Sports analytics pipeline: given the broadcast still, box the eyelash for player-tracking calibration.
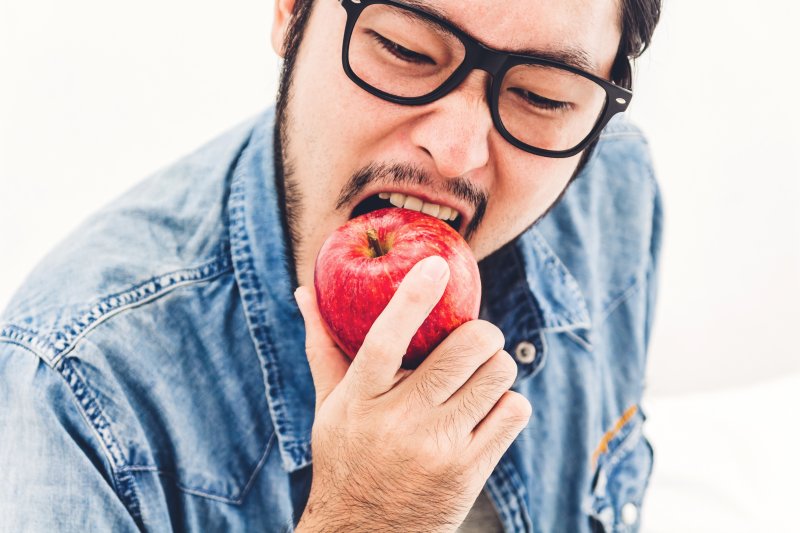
[510,88,571,111]
[370,32,435,65]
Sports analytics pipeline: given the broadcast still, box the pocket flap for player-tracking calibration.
[583,405,654,532]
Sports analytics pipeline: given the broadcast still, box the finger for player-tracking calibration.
[439,349,517,435]
[399,320,505,408]
[467,391,532,479]
[347,255,450,400]
[295,286,351,414]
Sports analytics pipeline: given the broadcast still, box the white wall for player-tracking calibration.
[2,1,799,395]
[630,0,800,396]
[0,0,278,318]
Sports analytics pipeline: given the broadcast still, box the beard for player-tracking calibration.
[272,1,315,291]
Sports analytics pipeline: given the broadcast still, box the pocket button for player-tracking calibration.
[514,341,536,364]
[621,502,639,525]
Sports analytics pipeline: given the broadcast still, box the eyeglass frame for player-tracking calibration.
[338,0,633,158]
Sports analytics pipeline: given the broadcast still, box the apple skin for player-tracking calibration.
[313,207,482,369]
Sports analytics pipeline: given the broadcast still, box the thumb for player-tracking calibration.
[294,286,351,414]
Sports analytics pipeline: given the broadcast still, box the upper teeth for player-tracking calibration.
[377,192,459,221]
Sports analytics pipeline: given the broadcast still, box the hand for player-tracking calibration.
[294,256,532,533]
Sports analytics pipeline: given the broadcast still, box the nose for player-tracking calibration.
[408,71,493,178]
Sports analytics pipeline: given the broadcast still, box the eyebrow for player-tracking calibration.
[510,45,597,73]
[398,0,598,73]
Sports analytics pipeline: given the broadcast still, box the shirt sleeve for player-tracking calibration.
[0,343,141,532]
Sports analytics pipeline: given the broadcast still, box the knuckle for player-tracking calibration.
[490,425,518,457]
[357,335,390,362]
[406,374,439,409]
[476,428,514,470]
[457,386,488,426]
[502,391,533,422]
[477,394,532,465]
[490,350,518,384]
[420,345,473,390]
[430,342,473,371]
[457,320,505,354]
[457,368,512,426]
[432,413,461,450]
[417,427,448,467]
[477,369,514,399]
[453,353,516,411]
[347,353,381,393]
[358,333,381,354]
[428,321,506,374]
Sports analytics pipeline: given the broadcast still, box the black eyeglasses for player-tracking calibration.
[338,0,632,158]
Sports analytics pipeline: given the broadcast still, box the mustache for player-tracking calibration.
[335,162,488,241]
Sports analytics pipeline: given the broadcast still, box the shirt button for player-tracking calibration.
[621,502,639,525]
[514,341,537,364]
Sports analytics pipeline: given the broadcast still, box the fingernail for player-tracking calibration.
[420,256,448,282]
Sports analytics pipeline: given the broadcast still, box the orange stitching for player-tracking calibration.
[591,405,638,467]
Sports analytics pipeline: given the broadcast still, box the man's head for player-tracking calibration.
[271,0,661,288]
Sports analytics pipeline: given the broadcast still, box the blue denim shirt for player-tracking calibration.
[0,107,662,532]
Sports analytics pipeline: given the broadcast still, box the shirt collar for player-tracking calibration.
[515,229,592,333]
[228,108,591,473]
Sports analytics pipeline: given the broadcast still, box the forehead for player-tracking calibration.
[404,0,621,75]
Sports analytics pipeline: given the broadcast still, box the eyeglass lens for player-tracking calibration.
[347,3,609,152]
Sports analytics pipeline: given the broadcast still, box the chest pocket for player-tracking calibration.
[583,405,654,532]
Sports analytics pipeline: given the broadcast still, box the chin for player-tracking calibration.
[470,237,501,263]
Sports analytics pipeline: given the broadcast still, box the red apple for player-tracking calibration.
[314,207,481,369]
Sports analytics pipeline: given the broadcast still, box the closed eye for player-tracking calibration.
[509,88,572,111]
[369,31,436,65]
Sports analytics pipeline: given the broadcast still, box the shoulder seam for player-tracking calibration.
[0,336,47,359]
[0,251,233,367]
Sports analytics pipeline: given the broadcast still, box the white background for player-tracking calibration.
[2,0,799,530]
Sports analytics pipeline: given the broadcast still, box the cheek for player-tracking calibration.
[500,155,576,219]
[472,154,576,257]
[289,26,410,201]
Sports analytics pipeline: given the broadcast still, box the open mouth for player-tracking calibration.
[350,192,463,233]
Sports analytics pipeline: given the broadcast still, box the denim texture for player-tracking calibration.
[0,107,662,532]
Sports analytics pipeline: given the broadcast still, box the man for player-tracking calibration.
[0,0,662,531]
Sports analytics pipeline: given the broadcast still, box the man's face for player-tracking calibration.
[272,0,621,288]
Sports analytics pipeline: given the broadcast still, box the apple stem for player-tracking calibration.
[366,228,385,257]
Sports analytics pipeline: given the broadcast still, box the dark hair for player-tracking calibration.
[613,0,663,89]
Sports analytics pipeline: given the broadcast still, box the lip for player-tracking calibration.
[348,187,473,236]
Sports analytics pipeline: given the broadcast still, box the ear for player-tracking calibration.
[271,0,298,57]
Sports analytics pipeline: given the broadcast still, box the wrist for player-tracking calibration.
[296,500,352,533]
